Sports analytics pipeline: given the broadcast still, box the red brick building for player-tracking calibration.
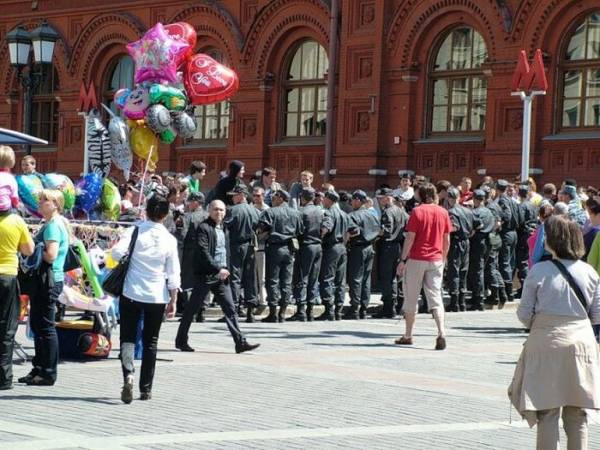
[0,0,598,190]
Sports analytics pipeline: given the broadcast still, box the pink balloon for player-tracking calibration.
[127,23,190,84]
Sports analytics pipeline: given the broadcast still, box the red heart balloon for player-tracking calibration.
[183,53,240,105]
[164,22,197,67]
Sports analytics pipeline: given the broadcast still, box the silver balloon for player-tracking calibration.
[146,104,172,134]
[101,104,133,180]
[86,109,112,178]
[173,111,197,139]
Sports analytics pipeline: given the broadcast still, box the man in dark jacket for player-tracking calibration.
[226,185,260,322]
[495,179,521,302]
[175,200,259,354]
[206,160,245,205]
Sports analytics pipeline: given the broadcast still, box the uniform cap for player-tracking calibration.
[560,185,577,198]
[473,189,486,199]
[447,187,460,199]
[187,191,205,203]
[376,187,393,197]
[496,179,509,190]
[227,184,249,196]
[324,190,340,202]
[301,187,316,201]
[352,190,368,201]
[273,189,290,202]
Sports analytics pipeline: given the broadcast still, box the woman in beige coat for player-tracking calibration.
[509,215,600,450]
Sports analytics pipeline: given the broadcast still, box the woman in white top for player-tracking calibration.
[509,215,600,450]
[112,194,180,404]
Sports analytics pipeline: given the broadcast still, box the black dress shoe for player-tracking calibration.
[286,313,307,322]
[18,372,38,384]
[140,392,152,400]
[175,342,195,352]
[26,376,55,386]
[0,384,13,390]
[235,342,261,354]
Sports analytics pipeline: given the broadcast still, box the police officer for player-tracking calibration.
[226,184,260,322]
[446,187,474,312]
[495,179,521,302]
[257,190,303,323]
[287,188,325,322]
[345,190,380,319]
[316,191,349,321]
[468,189,495,311]
[484,186,508,308]
[373,188,408,318]
[515,184,538,298]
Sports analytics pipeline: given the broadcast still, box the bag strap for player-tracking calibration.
[551,259,589,314]
[126,226,139,257]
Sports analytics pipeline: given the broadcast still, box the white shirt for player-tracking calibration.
[112,221,181,304]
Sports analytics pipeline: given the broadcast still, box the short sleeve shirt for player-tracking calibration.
[406,204,452,262]
[42,218,69,282]
[0,213,32,276]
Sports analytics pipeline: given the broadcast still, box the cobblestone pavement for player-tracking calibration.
[2,306,598,450]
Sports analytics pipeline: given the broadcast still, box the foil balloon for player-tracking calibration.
[101,178,121,221]
[130,125,159,171]
[16,174,43,217]
[127,22,190,84]
[86,110,112,178]
[149,84,187,111]
[164,22,197,67]
[101,104,133,180]
[75,173,103,214]
[159,126,177,144]
[146,104,172,134]
[114,86,150,120]
[172,111,197,139]
[42,173,76,211]
[78,333,111,358]
[183,53,240,105]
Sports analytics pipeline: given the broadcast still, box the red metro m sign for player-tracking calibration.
[511,49,548,93]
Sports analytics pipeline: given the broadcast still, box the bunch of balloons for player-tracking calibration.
[110,22,239,172]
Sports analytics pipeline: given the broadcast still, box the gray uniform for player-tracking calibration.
[376,204,408,315]
[497,194,521,299]
[485,201,506,304]
[320,205,349,309]
[516,201,538,290]
[346,207,380,314]
[468,205,495,305]
[446,204,474,304]
[258,203,303,308]
[226,202,260,308]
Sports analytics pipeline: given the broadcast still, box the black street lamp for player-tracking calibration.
[6,21,59,154]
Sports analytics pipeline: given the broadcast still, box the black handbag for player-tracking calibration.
[63,245,81,272]
[102,227,139,297]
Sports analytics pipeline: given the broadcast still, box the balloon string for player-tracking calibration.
[138,146,154,209]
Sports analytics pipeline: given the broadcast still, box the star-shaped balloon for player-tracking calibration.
[127,23,190,84]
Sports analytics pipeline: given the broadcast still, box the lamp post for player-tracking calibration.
[6,21,59,155]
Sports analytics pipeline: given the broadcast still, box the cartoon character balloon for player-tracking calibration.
[164,22,197,67]
[75,173,103,214]
[86,110,112,178]
[101,104,133,180]
[114,86,150,120]
[127,22,190,84]
[42,173,76,211]
[16,174,43,217]
[183,53,240,105]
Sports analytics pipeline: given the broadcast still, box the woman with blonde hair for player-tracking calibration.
[509,215,600,450]
[18,189,69,386]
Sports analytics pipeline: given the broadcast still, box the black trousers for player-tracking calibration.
[30,281,62,382]
[119,297,165,393]
[293,244,322,305]
[265,243,294,307]
[515,234,530,286]
[498,230,517,284]
[176,279,244,347]
[347,245,374,308]
[230,241,258,308]
[468,234,489,298]
[446,239,470,295]
[320,244,347,307]
[0,275,19,388]
[376,241,400,304]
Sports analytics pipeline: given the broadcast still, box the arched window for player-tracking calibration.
[31,65,59,144]
[190,49,230,142]
[561,12,600,129]
[103,55,134,115]
[429,27,488,134]
[283,40,329,138]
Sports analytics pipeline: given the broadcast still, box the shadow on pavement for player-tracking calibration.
[0,394,119,405]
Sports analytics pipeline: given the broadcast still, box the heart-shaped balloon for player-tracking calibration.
[183,53,240,105]
[164,22,196,67]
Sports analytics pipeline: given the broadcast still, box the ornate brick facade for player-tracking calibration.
[0,0,598,189]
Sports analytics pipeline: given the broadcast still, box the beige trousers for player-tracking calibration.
[536,406,588,450]
[402,259,445,314]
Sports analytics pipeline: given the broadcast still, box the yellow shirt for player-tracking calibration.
[0,213,33,276]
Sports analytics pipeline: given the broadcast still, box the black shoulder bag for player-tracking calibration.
[551,259,589,314]
[102,226,139,297]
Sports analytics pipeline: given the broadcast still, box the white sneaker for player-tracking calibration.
[121,375,134,404]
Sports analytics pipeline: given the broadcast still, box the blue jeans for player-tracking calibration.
[30,282,62,382]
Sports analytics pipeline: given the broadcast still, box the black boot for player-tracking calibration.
[359,305,367,319]
[343,305,359,320]
[334,305,343,321]
[448,294,459,312]
[287,304,307,322]
[306,303,314,322]
[195,309,205,323]
[246,306,255,323]
[315,304,334,321]
[504,282,514,302]
[277,303,288,322]
[372,301,396,319]
[470,295,484,311]
[262,305,278,323]
[498,286,508,309]
[458,293,467,312]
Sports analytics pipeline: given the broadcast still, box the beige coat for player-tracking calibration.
[508,314,600,427]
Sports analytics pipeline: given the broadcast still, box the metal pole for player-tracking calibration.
[324,0,339,183]
[521,94,532,182]
[22,72,33,155]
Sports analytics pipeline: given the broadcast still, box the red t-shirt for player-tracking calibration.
[406,204,452,261]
